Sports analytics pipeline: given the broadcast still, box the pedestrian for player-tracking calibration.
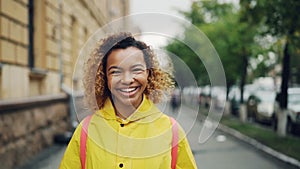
[170,91,180,112]
[59,32,197,169]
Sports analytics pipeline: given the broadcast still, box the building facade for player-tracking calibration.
[0,0,129,168]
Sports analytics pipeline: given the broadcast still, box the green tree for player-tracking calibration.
[243,0,300,136]
[244,0,300,109]
[166,1,259,103]
[165,38,208,86]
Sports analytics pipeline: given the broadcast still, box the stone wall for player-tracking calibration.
[0,94,69,169]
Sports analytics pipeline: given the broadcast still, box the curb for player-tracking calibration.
[218,123,300,168]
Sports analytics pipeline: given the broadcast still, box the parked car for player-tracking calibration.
[211,86,227,110]
[246,90,276,123]
[198,85,211,108]
[170,88,181,112]
[273,87,300,134]
[228,84,256,116]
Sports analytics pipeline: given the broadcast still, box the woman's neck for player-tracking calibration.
[115,103,136,119]
[111,96,143,120]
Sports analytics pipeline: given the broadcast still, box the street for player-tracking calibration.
[17,103,299,169]
[173,104,299,169]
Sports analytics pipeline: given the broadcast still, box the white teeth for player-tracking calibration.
[119,87,137,93]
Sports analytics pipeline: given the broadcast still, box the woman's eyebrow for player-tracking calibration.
[108,64,146,71]
[107,66,122,71]
[131,64,146,68]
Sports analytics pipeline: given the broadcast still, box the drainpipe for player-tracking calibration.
[54,0,78,144]
[57,0,78,126]
[58,0,63,87]
[28,0,34,68]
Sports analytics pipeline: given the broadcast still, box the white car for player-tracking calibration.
[247,90,276,123]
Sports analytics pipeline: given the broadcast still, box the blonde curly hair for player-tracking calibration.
[83,32,174,111]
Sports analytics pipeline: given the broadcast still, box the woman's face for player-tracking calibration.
[106,47,149,108]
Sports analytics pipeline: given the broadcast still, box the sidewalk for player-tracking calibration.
[16,144,66,169]
[194,104,300,169]
[217,122,300,168]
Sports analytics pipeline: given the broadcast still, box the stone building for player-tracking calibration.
[0,0,129,168]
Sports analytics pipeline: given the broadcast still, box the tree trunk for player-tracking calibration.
[239,104,247,123]
[224,101,231,116]
[277,40,290,137]
[279,41,290,108]
[240,55,248,104]
[277,108,287,137]
[239,54,248,122]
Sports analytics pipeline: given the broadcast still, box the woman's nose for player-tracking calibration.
[121,71,134,84]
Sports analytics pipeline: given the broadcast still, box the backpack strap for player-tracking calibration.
[79,115,178,169]
[170,117,178,169]
[80,115,92,169]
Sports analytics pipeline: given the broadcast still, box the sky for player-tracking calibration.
[129,0,192,16]
[129,0,193,48]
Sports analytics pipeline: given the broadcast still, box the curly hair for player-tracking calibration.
[83,32,175,111]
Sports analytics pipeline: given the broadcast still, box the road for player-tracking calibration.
[171,104,299,169]
[17,103,299,169]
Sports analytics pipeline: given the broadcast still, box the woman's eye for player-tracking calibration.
[132,68,144,73]
[110,70,122,75]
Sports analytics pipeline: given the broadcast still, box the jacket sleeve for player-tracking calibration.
[176,125,198,169]
[59,123,82,169]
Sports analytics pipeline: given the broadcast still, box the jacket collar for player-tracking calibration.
[95,95,161,122]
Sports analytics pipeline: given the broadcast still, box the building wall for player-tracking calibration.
[0,0,29,99]
[0,0,129,168]
[0,0,130,99]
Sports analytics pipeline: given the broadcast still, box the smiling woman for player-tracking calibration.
[85,33,174,111]
[106,47,149,118]
[59,32,198,169]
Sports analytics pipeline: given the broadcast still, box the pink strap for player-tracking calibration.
[80,115,92,169]
[170,117,178,169]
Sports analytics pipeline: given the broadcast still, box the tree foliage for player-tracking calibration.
[165,1,259,94]
[245,0,300,108]
[165,0,300,106]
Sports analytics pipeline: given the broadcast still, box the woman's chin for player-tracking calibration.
[112,95,142,108]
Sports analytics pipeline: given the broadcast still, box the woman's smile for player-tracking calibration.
[117,86,140,97]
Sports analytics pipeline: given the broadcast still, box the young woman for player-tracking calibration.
[59,32,197,169]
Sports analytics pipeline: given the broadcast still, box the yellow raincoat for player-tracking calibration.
[59,97,197,169]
